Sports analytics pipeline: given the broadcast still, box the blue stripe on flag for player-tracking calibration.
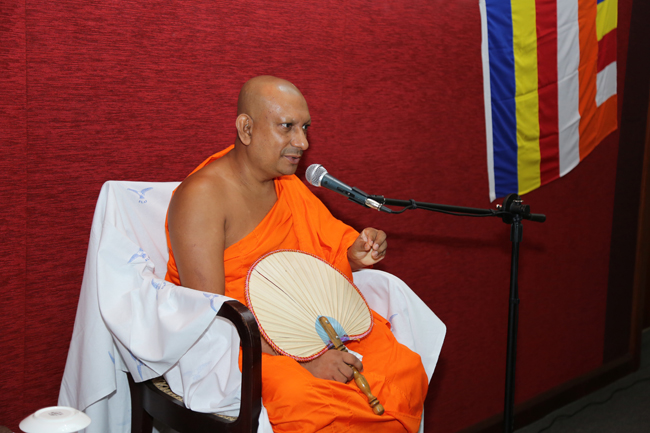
[486,0,518,197]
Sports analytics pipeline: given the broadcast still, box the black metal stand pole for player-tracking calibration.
[363,192,542,432]
[504,214,522,433]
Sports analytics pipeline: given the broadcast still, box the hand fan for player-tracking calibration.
[245,249,384,415]
[245,249,373,360]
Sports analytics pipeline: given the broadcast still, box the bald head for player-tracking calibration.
[233,75,311,177]
[237,75,305,118]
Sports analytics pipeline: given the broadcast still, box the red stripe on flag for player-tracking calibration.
[536,0,559,185]
[597,29,617,72]
[578,0,598,159]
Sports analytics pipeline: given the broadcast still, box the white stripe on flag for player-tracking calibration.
[479,0,496,202]
[557,0,581,177]
[596,61,617,106]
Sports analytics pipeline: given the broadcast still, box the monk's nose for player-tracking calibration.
[293,129,309,151]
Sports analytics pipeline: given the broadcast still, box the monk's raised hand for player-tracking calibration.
[302,349,364,383]
[348,227,387,271]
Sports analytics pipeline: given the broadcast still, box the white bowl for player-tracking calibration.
[19,406,91,433]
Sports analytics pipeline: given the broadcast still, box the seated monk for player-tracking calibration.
[165,75,428,432]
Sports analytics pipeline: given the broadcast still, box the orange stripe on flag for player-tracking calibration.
[578,0,598,160]
[577,0,617,160]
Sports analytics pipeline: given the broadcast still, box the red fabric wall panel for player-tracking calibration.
[0,0,635,431]
[0,0,27,423]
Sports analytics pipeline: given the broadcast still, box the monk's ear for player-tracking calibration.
[236,114,253,145]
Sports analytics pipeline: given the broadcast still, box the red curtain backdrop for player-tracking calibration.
[0,0,635,431]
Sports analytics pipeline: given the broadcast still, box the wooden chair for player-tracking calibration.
[128,300,262,433]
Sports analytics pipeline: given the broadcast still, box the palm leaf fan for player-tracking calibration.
[245,249,373,362]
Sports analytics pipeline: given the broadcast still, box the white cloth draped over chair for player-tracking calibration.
[59,180,446,433]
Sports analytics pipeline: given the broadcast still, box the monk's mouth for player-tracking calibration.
[284,155,301,164]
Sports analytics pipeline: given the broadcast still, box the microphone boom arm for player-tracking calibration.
[369,194,546,222]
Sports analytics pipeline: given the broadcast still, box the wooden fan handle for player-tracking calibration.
[318,317,385,416]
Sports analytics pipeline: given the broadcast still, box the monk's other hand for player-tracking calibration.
[348,227,387,271]
[302,349,363,383]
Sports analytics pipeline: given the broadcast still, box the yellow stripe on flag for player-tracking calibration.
[596,0,617,41]
[512,0,540,194]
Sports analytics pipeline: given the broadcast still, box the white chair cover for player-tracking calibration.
[58,180,446,433]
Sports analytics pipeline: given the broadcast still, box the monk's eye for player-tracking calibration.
[281,123,292,129]
[302,124,310,132]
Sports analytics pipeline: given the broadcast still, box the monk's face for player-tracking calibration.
[249,85,311,177]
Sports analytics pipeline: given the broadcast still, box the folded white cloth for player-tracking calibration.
[59,180,445,433]
[353,269,445,383]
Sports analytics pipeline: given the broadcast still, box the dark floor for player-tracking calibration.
[515,328,650,433]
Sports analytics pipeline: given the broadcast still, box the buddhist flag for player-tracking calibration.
[480,0,618,201]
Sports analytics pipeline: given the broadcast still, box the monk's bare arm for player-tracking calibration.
[168,177,227,295]
[168,175,276,355]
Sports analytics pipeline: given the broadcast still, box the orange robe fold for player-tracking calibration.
[166,147,428,433]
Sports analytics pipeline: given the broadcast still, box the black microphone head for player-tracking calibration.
[306,164,328,187]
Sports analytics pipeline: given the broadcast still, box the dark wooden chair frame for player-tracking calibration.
[128,300,262,433]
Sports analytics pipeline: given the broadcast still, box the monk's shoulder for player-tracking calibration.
[169,163,231,222]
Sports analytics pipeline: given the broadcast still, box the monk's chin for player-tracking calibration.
[277,162,300,176]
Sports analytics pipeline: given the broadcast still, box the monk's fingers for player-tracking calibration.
[371,252,386,262]
[352,231,371,253]
[356,229,370,251]
[372,240,387,259]
[342,353,363,372]
[362,228,387,252]
[337,364,355,383]
[329,361,352,383]
[372,229,387,249]
[361,228,378,250]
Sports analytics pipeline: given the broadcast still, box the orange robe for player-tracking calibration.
[166,147,428,433]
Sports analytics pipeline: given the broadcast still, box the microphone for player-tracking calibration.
[305,164,388,212]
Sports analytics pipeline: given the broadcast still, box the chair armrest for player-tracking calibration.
[217,300,262,432]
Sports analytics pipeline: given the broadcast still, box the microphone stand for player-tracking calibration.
[368,193,546,433]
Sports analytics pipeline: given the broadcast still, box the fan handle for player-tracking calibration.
[318,317,385,416]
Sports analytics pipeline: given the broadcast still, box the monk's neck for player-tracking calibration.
[222,149,276,196]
